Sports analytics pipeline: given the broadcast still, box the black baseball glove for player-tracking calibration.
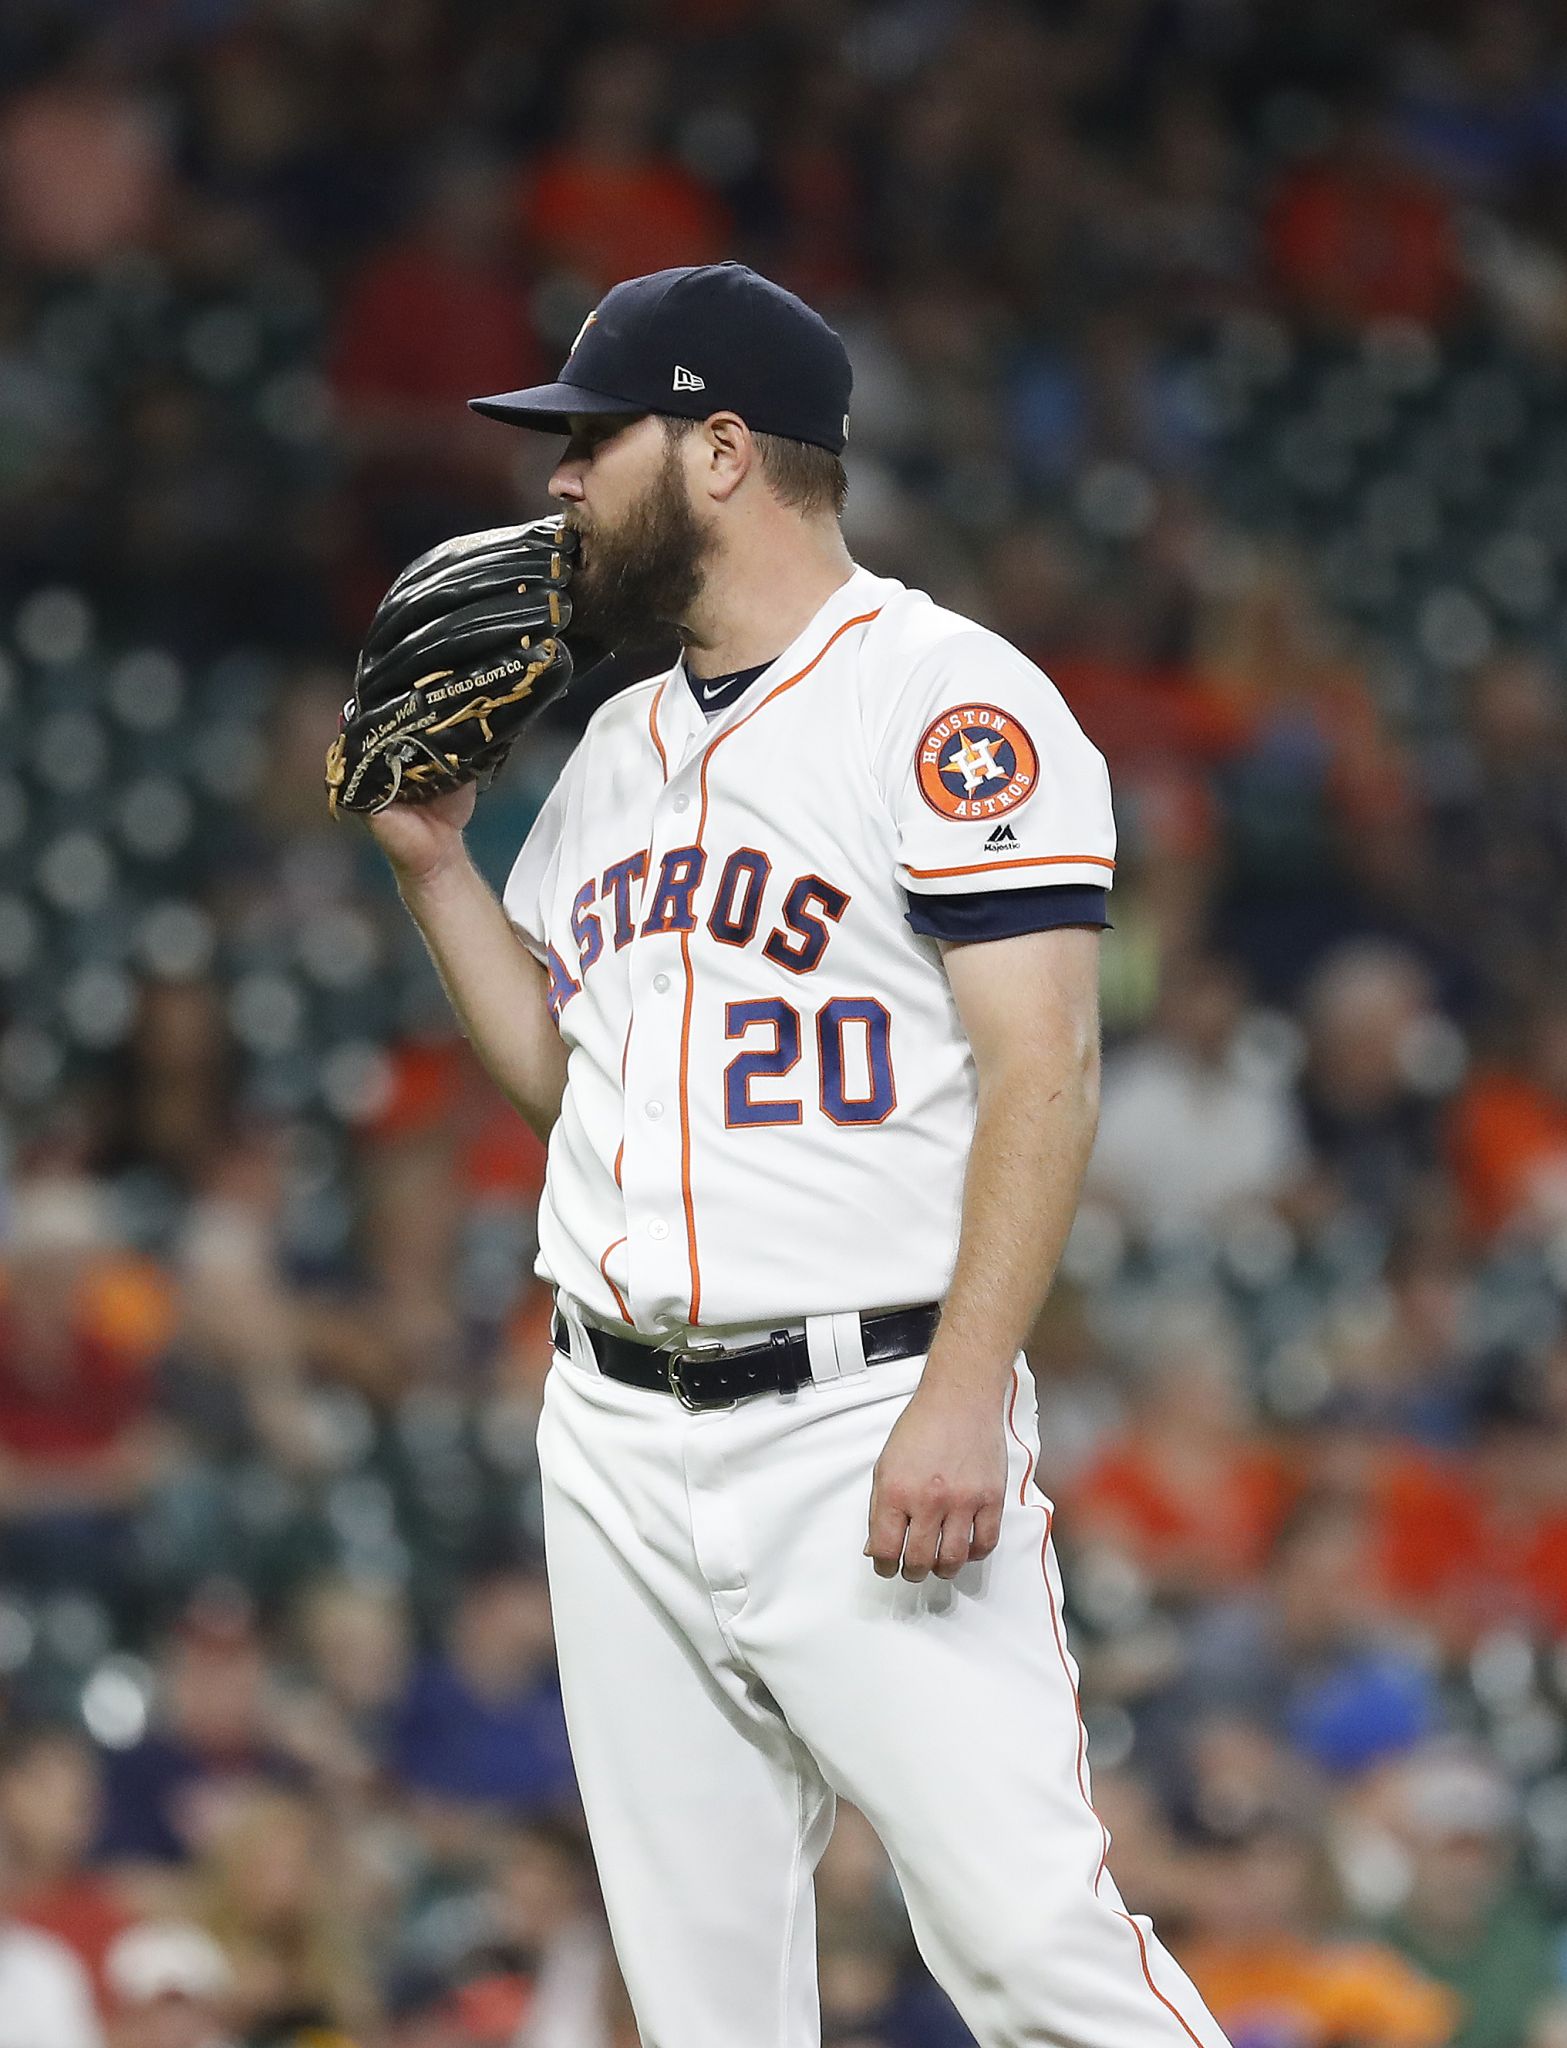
[325,516,578,816]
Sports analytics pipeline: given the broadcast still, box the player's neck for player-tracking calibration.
[681,522,855,680]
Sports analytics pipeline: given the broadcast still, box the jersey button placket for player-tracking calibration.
[619,760,701,1334]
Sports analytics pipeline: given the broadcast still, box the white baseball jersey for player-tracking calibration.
[503,562,1115,1338]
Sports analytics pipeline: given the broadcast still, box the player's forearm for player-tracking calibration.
[924,1031,1100,1401]
[397,856,568,1142]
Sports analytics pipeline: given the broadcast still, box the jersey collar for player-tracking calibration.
[650,564,881,768]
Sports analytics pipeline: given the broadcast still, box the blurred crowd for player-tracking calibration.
[9,0,1567,2044]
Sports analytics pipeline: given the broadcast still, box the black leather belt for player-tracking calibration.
[551,1303,941,1411]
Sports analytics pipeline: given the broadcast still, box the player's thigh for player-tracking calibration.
[539,1367,835,2029]
[737,1365,1109,1930]
[542,1472,834,2048]
[735,1369,1229,2047]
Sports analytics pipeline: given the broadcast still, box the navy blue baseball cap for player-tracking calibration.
[469,262,852,455]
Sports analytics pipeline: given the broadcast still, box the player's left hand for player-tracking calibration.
[865,1384,1007,1583]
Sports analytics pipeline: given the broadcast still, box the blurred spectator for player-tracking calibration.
[273,1577,411,1799]
[488,1818,612,2048]
[1118,86,1255,319]
[389,1553,575,1829]
[97,1593,300,1868]
[95,984,242,1208]
[756,69,868,303]
[1450,994,1567,1241]
[178,28,404,263]
[1147,1497,1440,1789]
[0,1726,130,2010]
[1070,1303,1292,1601]
[812,1806,973,2048]
[817,1908,904,2047]
[1200,556,1417,994]
[162,1124,323,1474]
[0,32,169,269]
[1369,1745,1560,2048]
[190,1788,372,2043]
[355,1033,545,1378]
[1393,2,1567,203]
[332,149,544,590]
[1427,653,1567,1017]
[517,44,730,289]
[1266,105,1466,330]
[1180,1816,1459,2048]
[0,1176,170,1599]
[1089,955,1307,1242]
[1297,944,1450,1221]
[102,1920,237,2048]
[1314,1205,1479,1447]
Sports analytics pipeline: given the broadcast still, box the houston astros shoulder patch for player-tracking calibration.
[916,704,1039,821]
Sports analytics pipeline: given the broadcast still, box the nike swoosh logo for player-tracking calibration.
[697,679,728,702]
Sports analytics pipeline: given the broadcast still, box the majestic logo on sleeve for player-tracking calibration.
[916,705,1039,820]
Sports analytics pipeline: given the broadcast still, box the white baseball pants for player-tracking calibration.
[536,1327,1231,2048]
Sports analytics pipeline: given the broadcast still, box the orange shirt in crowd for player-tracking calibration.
[364,1038,545,1202]
[1185,1937,1460,2048]
[518,150,730,289]
[332,243,543,423]
[1448,1068,1567,1239]
[1370,1444,1567,1639]
[1071,1440,1294,1592]
[1267,160,1464,329]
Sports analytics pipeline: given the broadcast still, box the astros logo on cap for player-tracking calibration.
[916,704,1039,820]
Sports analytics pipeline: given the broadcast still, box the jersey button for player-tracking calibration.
[645,1100,664,1120]
[672,794,690,813]
[648,1218,670,1241]
[652,972,671,994]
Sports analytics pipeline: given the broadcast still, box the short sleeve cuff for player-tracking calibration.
[905,884,1110,942]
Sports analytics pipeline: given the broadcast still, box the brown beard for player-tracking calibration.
[565,438,715,652]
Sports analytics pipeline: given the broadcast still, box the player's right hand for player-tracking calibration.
[865,1381,1007,1584]
[365,780,478,890]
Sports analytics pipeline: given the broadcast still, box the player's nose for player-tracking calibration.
[548,458,585,503]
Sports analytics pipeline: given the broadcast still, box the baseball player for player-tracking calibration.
[348,263,1232,2048]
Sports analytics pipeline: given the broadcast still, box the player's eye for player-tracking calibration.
[567,416,644,461]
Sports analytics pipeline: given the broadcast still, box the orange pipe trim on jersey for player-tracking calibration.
[673,607,884,1327]
[647,681,669,781]
[676,923,700,1321]
[613,1020,632,1190]
[905,853,1117,880]
[1003,1368,1213,2048]
[599,1237,632,1323]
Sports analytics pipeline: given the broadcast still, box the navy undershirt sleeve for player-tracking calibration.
[903,884,1110,942]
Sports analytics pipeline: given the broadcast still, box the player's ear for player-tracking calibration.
[696,413,752,503]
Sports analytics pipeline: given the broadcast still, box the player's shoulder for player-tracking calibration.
[853,573,1087,749]
[858,574,1055,694]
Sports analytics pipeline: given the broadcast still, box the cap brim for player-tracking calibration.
[467,381,648,430]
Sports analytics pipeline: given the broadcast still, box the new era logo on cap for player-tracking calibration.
[673,365,706,392]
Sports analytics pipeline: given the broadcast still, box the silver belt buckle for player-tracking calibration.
[664,1338,733,1413]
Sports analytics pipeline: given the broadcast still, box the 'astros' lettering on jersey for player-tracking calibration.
[504,565,1115,1338]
